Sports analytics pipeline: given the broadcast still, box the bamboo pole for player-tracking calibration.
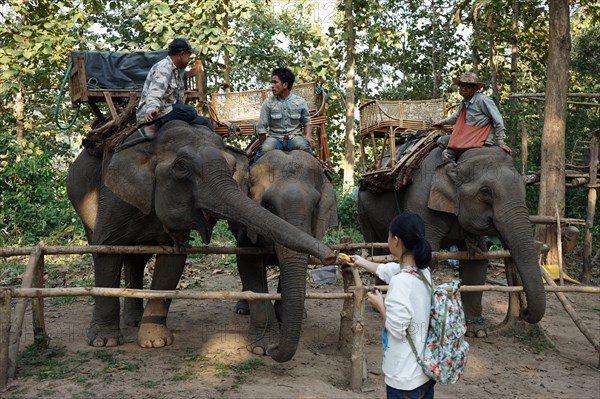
[350,285,367,392]
[539,266,600,368]
[582,130,598,284]
[348,285,600,294]
[509,93,600,98]
[0,288,11,389]
[556,206,564,286]
[8,247,41,379]
[11,287,353,300]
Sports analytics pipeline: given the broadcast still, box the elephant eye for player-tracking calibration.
[480,186,493,198]
[172,159,190,177]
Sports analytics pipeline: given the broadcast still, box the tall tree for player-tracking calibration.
[535,0,571,264]
[343,0,356,191]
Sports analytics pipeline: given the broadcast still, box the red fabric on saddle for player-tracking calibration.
[447,106,491,151]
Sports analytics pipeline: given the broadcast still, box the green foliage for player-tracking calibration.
[0,135,83,246]
[336,188,359,228]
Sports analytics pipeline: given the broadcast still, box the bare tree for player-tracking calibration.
[343,0,356,191]
[535,0,571,264]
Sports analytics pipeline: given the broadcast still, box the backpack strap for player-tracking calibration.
[403,267,433,372]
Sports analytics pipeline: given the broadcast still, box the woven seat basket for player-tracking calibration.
[208,82,330,167]
[358,98,448,175]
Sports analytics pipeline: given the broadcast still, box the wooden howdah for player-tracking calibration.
[69,54,206,121]
[358,98,450,176]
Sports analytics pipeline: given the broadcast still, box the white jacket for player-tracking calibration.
[376,262,432,390]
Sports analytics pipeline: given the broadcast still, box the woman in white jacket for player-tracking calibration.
[348,213,435,399]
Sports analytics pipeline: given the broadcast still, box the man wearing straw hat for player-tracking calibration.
[432,71,511,162]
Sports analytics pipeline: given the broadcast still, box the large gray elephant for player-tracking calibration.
[357,145,546,336]
[66,121,336,348]
[234,150,338,362]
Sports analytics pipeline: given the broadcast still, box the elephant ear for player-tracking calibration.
[428,161,460,215]
[314,177,338,240]
[104,142,155,215]
[224,145,250,195]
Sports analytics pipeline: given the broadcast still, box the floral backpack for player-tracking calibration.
[403,267,469,384]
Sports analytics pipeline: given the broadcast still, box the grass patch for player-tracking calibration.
[170,369,194,381]
[17,345,73,379]
[211,358,265,390]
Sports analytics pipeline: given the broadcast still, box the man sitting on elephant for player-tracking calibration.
[432,71,512,162]
[250,67,315,161]
[135,38,214,138]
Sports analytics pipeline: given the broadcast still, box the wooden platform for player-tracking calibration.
[69,55,206,121]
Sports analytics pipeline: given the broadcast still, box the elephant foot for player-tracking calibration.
[124,298,144,327]
[137,317,174,348]
[235,299,250,315]
[247,324,279,356]
[87,322,124,347]
[465,317,489,338]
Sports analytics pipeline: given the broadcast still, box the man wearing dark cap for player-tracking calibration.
[432,71,511,162]
[136,38,213,137]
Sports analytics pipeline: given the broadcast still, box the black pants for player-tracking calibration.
[155,103,214,130]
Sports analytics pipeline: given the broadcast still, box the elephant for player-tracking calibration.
[66,120,336,348]
[357,145,546,337]
[233,149,338,362]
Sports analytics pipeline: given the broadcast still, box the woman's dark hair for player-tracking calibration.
[272,67,295,90]
[389,213,432,269]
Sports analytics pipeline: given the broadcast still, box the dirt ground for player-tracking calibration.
[3,260,600,399]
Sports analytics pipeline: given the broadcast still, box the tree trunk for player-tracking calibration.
[488,22,500,104]
[223,14,231,92]
[535,0,571,265]
[431,0,439,98]
[15,82,25,144]
[509,0,519,149]
[470,6,480,73]
[343,0,356,192]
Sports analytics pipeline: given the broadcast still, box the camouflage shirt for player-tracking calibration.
[256,93,311,138]
[136,56,185,124]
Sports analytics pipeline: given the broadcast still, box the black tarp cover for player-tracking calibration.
[71,51,168,90]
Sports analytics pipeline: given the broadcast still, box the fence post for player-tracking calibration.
[350,285,367,392]
[338,236,355,355]
[8,246,42,379]
[32,254,48,349]
[0,288,12,388]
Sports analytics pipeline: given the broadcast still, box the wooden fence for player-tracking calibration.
[1,243,599,391]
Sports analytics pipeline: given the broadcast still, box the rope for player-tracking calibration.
[55,62,81,130]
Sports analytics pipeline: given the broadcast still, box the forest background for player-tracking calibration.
[0,0,598,273]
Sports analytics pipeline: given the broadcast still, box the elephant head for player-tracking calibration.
[239,149,338,362]
[103,120,336,263]
[427,146,546,324]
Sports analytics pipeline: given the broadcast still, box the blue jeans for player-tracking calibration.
[155,103,214,130]
[386,380,436,399]
[254,135,313,161]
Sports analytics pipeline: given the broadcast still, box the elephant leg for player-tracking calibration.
[237,253,279,356]
[234,299,250,315]
[459,240,489,338]
[123,254,151,327]
[89,254,124,347]
[137,254,186,348]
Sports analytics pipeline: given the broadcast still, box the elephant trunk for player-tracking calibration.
[198,164,335,264]
[494,203,546,323]
[270,245,308,363]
